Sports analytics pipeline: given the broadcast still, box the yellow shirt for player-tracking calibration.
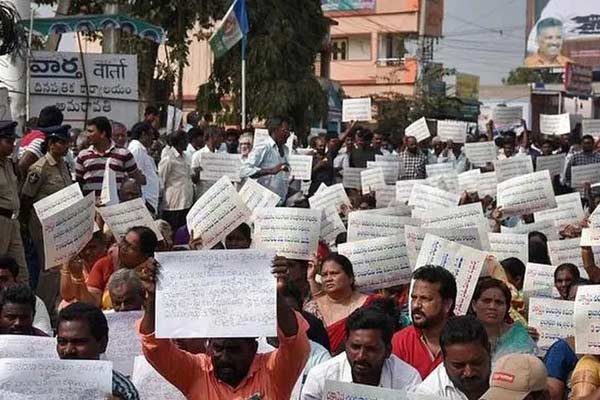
[524,53,573,68]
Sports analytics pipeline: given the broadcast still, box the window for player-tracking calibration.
[377,33,407,65]
[332,38,348,61]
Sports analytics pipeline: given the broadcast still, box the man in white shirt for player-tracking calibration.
[240,117,291,204]
[301,302,421,399]
[128,122,160,214]
[416,316,491,400]
[191,126,226,199]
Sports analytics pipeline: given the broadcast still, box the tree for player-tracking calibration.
[502,67,562,85]
[197,0,329,135]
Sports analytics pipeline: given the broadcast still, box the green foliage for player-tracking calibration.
[502,67,562,85]
[198,0,329,132]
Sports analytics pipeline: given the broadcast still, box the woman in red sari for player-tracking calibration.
[303,253,377,354]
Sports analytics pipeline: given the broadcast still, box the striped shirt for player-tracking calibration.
[75,143,138,197]
[113,369,140,400]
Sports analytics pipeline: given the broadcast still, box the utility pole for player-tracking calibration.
[44,0,72,51]
[102,0,121,53]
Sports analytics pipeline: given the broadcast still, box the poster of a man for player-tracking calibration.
[524,17,573,68]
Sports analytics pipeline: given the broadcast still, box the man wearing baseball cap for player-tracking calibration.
[481,353,550,400]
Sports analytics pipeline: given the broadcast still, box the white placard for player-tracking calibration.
[361,167,386,194]
[523,262,556,298]
[405,225,483,268]
[416,234,487,315]
[200,152,242,182]
[167,105,183,131]
[342,98,372,122]
[97,198,163,242]
[186,176,251,248]
[309,183,351,212]
[342,167,364,190]
[494,155,534,183]
[547,238,597,280]
[575,285,600,354]
[367,161,400,185]
[0,358,112,399]
[493,106,523,129]
[497,170,556,217]
[338,235,411,291]
[376,185,396,208]
[323,380,410,400]
[99,159,119,206]
[581,229,600,247]
[131,356,186,400]
[502,220,559,241]
[376,154,401,162]
[425,163,454,177]
[437,120,468,143]
[408,183,459,210]
[396,180,422,203]
[464,142,497,165]
[583,119,600,138]
[104,310,143,376]
[419,203,486,230]
[347,212,410,242]
[536,154,566,177]
[540,113,571,135]
[572,163,600,189]
[41,192,95,270]
[155,250,277,338]
[478,171,498,197]
[30,51,138,129]
[320,206,346,244]
[0,335,57,359]
[534,192,584,226]
[529,298,574,353]
[288,154,313,181]
[253,207,321,260]
[238,178,281,213]
[33,183,83,221]
[458,169,481,193]
[488,232,528,264]
[405,117,431,143]
[253,128,270,149]
[367,201,413,217]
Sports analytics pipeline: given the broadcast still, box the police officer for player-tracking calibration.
[0,120,28,284]
[21,124,72,317]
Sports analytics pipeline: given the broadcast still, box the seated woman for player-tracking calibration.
[303,253,377,355]
[469,277,537,365]
[554,263,580,301]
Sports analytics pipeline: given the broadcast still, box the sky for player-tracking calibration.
[434,0,528,85]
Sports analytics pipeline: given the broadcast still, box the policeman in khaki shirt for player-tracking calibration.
[0,121,28,284]
[21,125,73,316]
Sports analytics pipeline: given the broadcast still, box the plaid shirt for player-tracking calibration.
[565,151,600,186]
[399,150,428,180]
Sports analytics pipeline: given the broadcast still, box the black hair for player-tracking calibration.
[440,315,490,356]
[38,105,64,128]
[0,255,18,278]
[187,127,204,142]
[582,134,595,143]
[267,116,291,135]
[554,263,580,282]
[228,223,251,241]
[528,231,551,265]
[0,284,36,317]
[87,116,112,139]
[126,226,158,258]
[130,121,153,141]
[470,277,511,320]
[205,126,222,140]
[186,111,199,126]
[346,298,398,346]
[58,302,108,343]
[413,265,457,314]
[321,253,355,288]
[500,257,526,281]
[355,127,373,142]
[144,106,159,117]
[537,17,563,35]
[169,130,188,148]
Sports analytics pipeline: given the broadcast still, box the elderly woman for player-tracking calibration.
[303,253,377,354]
[469,277,536,365]
[554,263,580,301]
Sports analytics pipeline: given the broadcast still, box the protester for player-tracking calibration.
[107,269,145,312]
[225,128,240,154]
[480,354,550,399]
[75,116,146,198]
[544,338,577,400]
[143,106,160,130]
[392,265,457,379]
[191,126,225,197]
[0,283,47,336]
[416,316,491,400]
[500,257,526,292]
[348,127,377,168]
[119,178,143,203]
[128,121,160,213]
[399,136,428,179]
[564,135,600,188]
[137,256,310,399]
[158,130,194,232]
[241,117,291,204]
[238,132,253,160]
[56,302,140,399]
[554,263,580,301]
[301,300,421,399]
[111,121,128,148]
[304,253,378,354]
[184,127,205,160]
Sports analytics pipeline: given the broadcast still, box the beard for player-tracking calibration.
[448,372,488,397]
[411,310,432,329]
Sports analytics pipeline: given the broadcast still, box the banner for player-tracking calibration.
[321,0,376,11]
[525,2,600,68]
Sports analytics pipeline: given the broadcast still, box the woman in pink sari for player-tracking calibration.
[303,253,378,354]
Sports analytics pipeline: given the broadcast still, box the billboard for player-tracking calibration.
[526,1,600,68]
[321,0,376,12]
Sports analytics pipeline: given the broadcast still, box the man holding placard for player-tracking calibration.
[399,136,428,180]
[137,254,309,400]
[564,134,600,188]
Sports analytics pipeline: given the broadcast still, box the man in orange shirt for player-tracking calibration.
[137,256,310,400]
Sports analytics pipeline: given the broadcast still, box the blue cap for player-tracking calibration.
[41,124,71,141]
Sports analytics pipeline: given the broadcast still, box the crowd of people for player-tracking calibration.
[0,104,599,400]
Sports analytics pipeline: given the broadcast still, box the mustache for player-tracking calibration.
[351,361,373,370]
